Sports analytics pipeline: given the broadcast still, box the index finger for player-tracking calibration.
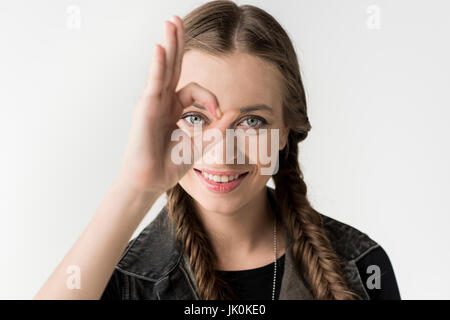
[169,15,185,90]
[176,82,223,119]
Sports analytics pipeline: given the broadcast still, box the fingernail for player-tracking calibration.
[216,107,222,119]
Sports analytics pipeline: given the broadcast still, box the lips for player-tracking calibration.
[193,168,249,193]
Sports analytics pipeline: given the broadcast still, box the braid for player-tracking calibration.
[166,184,237,300]
[273,136,362,299]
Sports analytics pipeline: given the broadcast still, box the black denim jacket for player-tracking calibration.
[102,186,381,300]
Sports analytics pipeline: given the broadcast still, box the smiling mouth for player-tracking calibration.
[193,168,249,183]
[193,168,249,193]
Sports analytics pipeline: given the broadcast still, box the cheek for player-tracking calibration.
[250,171,272,187]
[178,169,196,193]
[236,130,279,169]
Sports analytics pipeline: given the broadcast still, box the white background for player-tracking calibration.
[1,0,449,299]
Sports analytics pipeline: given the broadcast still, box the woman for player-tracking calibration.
[35,0,400,300]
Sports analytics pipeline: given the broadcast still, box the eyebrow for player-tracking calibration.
[192,103,274,114]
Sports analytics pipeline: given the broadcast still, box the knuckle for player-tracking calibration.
[141,86,161,100]
[188,81,199,88]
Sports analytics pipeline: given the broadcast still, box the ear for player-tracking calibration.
[279,126,290,151]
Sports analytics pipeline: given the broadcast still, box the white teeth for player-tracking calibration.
[200,171,242,183]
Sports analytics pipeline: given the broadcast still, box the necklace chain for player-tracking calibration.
[272,215,277,300]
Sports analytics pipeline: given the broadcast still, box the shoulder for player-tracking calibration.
[116,206,182,280]
[317,213,403,299]
[318,213,402,299]
[319,213,380,262]
[101,207,182,299]
[352,244,401,299]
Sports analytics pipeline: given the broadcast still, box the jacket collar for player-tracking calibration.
[116,203,182,281]
[116,186,314,299]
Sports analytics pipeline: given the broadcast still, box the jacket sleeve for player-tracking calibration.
[355,245,401,300]
[100,269,123,300]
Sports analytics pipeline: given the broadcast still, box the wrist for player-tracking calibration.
[115,171,164,197]
[112,176,162,212]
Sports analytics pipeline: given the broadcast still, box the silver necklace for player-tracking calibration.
[272,216,277,300]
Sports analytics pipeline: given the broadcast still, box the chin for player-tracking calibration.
[196,197,243,214]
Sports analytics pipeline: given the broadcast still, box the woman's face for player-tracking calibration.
[175,50,289,213]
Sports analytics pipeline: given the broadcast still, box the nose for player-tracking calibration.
[199,109,243,165]
[201,126,263,167]
[203,130,242,165]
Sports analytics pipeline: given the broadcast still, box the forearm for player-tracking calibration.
[34,178,160,300]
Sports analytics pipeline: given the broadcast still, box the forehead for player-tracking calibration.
[177,50,283,111]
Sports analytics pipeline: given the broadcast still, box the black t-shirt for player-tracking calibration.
[217,245,401,300]
[216,253,285,300]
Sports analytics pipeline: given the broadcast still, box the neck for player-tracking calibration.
[193,186,285,270]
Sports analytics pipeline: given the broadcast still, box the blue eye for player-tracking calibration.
[242,117,262,128]
[239,116,268,129]
[182,114,204,125]
[181,112,268,129]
